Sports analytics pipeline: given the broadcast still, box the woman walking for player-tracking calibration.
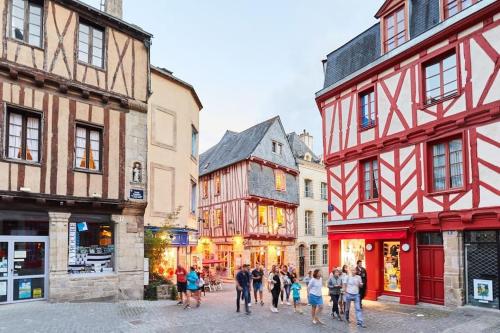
[281,265,292,305]
[339,264,349,314]
[185,266,201,309]
[328,268,343,320]
[268,265,281,313]
[307,269,324,325]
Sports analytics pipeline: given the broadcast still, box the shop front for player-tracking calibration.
[328,216,417,305]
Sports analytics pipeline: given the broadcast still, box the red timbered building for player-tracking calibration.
[316,0,500,309]
[198,117,299,276]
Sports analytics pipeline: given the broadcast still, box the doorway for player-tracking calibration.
[383,241,401,293]
[0,236,49,304]
[298,245,305,277]
[417,232,444,305]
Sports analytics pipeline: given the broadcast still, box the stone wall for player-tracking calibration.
[48,211,144,302]
[443,231,465,307]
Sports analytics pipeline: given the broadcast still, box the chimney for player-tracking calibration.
[322,59,327,75]
[299,129,314,151]
[103,0,123,19]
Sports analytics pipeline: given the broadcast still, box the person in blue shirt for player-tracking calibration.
[185,266,200,309]
[236,264,251,315]
[290,277,303,314]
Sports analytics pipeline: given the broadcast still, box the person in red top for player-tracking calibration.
[175,264,187,305]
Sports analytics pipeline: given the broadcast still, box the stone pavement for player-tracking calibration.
[0,284,499,333]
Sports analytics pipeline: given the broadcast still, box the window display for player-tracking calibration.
[341,239,365,268]
[383,241,401,293]
[68,222,114,274]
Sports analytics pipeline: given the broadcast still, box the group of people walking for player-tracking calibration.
[234,260,368,328]
[175,265,205,309]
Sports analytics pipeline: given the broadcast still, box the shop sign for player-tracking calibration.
[171,233,189,246]
[473,279,493,303]
[33,288,42,299]
[129,189,144,200]
[189,234,199,245]
[18,279,31,299]
[68,223,77,265]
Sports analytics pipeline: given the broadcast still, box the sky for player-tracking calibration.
[83,0,382,154]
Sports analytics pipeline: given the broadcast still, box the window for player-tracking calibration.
[190,181,197,214]
[272,141,283,155]
[258,206,267,225]
[215,209,222,226]
[430,137,464,192]
[304,179,313,198]
[384,6,406,52]
[68,221,114,274]
[214,175,221,195]
[78,21,104,68]
[276,207,285,227]
[305,211,313,235]
[320,182,328,200]
[6,107,41,162]
[191,126,198,158]
[362,158,379,201]
[359,89,376,129]
[75,125,102,171]
[444,0,476,18]
[202,210,209,228]
[322,213,328,236]
[10,0,43,47]
[309,245,317,266]
[322,244,328,266]
[202,180,208,198]
[275,170,286,191]
[424,52,458,105]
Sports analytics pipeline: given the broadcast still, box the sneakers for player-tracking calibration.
[286,301,291,306]
[248,303,252,307]
[275,308,279,313]
[260,301,264,306]
[176,301,183,305]
[281,301,284,305]
[357,323,367,328]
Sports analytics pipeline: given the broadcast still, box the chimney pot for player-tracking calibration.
[104,0,123,19]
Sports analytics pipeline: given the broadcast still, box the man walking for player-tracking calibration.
[175,264,187,305]
[236,264,251,315]
[343,266,366,328]
[251,265,265,305]
[356,260,367,308]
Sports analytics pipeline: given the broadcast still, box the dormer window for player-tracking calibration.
[444,0,476,18]
[384,6,407,52]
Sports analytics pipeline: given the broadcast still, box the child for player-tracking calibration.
[290,278,303,314]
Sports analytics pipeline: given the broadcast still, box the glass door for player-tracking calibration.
[0,236,48,303]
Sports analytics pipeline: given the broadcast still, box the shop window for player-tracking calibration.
[310,245,317,266]
[78,21,104,68]
[321,213,328,236]
[304,211,313,235]
[304,179,313,198]
[75,124,102,171]
[10,0,43,48]
[215,175,221,195]
[341,239,365,268]
[68,221,114,274]
[359,89,376,130]
[444,0,477,18]
[276,207,285,227]
[383,241,401,293]
[322,244,328,266]
[275,170,286,191]
[272,141,283,155]
[202,179,208,198]
[320,182,328,200]
[429,136,464,192]
[5,107,41,163]
[202,210,209,228]
[215,209,222,226]
[423,52,458,105]
[384,6,406,52]
[361,158,379,201]
[258,206,267,225]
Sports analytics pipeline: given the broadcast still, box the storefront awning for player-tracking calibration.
[202,259,225,265]
[328,229,407,240]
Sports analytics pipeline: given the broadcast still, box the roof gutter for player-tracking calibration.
[315,0,497,105]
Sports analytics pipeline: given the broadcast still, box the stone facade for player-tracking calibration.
[443,231,465,307]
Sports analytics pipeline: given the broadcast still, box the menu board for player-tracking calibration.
[68,223,77,265]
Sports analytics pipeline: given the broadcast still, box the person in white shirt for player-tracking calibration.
[343,266,366,328]
[307,269,324,325]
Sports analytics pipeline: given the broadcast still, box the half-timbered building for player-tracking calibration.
[0,0,151,303]
[316,0,500,309]
[198,117,299,276]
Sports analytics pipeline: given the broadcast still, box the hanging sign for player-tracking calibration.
[68,223,77,265]
[328,204,335,212]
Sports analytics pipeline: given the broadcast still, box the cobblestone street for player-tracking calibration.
[0,284,499,333]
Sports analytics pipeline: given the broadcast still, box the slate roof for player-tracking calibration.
[322,0,442,89]
[199,117,278,176]
[286,132,321,163]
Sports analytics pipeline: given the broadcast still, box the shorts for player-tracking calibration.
[308,294,323,306]
[293,296,300,304]
[253,282,263,292]
[177,282,187,293]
